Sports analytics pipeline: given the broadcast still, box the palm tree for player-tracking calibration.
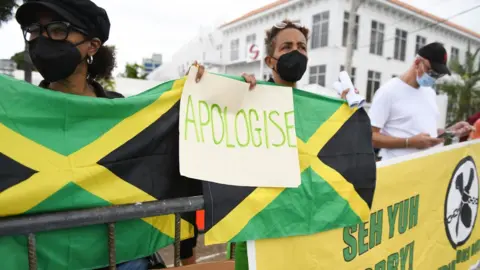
[438,45,480,125]
[122,63,147,80]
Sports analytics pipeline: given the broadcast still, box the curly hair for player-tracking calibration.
[264,19,310,57]
[87,45,116,80]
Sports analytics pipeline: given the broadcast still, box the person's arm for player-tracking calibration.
[368,86,400,148]
[372,127,443,149]
[372,127,409,149]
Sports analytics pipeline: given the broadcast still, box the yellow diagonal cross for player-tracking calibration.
[0,79,191,239]
[297,105,370,219]
[205,104,369,245]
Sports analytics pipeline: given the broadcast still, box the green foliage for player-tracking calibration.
[121,63,147,80]
[438,45,480,125]
[96,77,116,92]
[0,0,17,27]
[10,50,35,71]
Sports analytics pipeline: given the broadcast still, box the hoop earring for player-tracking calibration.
[87,56,93,65]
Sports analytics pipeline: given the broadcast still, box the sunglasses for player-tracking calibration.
[22,21,89,42]
[418,57,445,79]
[425,69,444,80]
[273,21,303,29]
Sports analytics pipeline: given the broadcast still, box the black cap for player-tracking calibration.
[418,42,451,76]
[16,0,110,43]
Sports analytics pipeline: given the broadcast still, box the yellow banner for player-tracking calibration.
[251,141,480,270]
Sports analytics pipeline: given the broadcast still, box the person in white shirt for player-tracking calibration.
[369,42,472,160]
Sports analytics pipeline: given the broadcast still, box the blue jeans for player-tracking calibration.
[117,258,149,270]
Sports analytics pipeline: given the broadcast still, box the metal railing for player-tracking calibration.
[0,196,205,270]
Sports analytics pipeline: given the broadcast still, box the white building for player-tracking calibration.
[0,59,17,77]
[151,0,480,102]
[219,0,480,103]
[142,53,163,75]
[148,26,224,82]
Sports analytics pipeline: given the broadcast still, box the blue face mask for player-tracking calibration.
[416,64,437,87]
[416,73,436,87]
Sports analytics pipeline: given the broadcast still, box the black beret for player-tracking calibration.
[16,0,110,43]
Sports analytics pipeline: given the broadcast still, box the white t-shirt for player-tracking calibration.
[368,78,440,160]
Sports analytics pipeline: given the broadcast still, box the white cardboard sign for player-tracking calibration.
[179,67,301,188]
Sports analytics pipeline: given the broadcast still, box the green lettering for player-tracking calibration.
[387,252,399,270]
[369,210,383,249]
[388,204,399,239]
[284,110,296,147]
[248,109,262,147]
[409,195,419,229]
[269,111,286,147]
[398,199,409,234]
[184,95,200,142]
[457,248,470,263]
[223,107,235,148]
[408,242,414,269]
[263,111,270,149]
[198,100,211,142]
[472,240,480,256]
[399,242,410,270]
[358,222,369,255]
[211,104,225,145]
[438,261,455,270]
[342,226,358,262]
[235,109,250,147]
[375,260,386,270]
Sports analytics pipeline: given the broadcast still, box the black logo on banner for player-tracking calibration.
[444,156,479,248]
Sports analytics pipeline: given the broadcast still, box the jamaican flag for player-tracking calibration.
[202,81,376,245]
[0,75,193,270]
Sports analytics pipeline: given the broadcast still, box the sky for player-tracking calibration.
[0,0,478,75]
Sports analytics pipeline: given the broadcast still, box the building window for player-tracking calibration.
[370,21,385,56]
[311,11,329,49]
[245,34,256,57]
[340,65,356,85]
[394,29,407,61]
[415,35,426,55]
[309,65,326,86]
[230,39,239,61]
[342,12,359,49]
[217,44,223,59]
[451,47,459,61]
[366,70,381,103]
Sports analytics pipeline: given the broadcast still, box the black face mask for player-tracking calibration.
[272,50,308,83]
[28,36,86,82]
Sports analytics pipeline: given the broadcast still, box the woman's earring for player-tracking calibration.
[87,55,93,65]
